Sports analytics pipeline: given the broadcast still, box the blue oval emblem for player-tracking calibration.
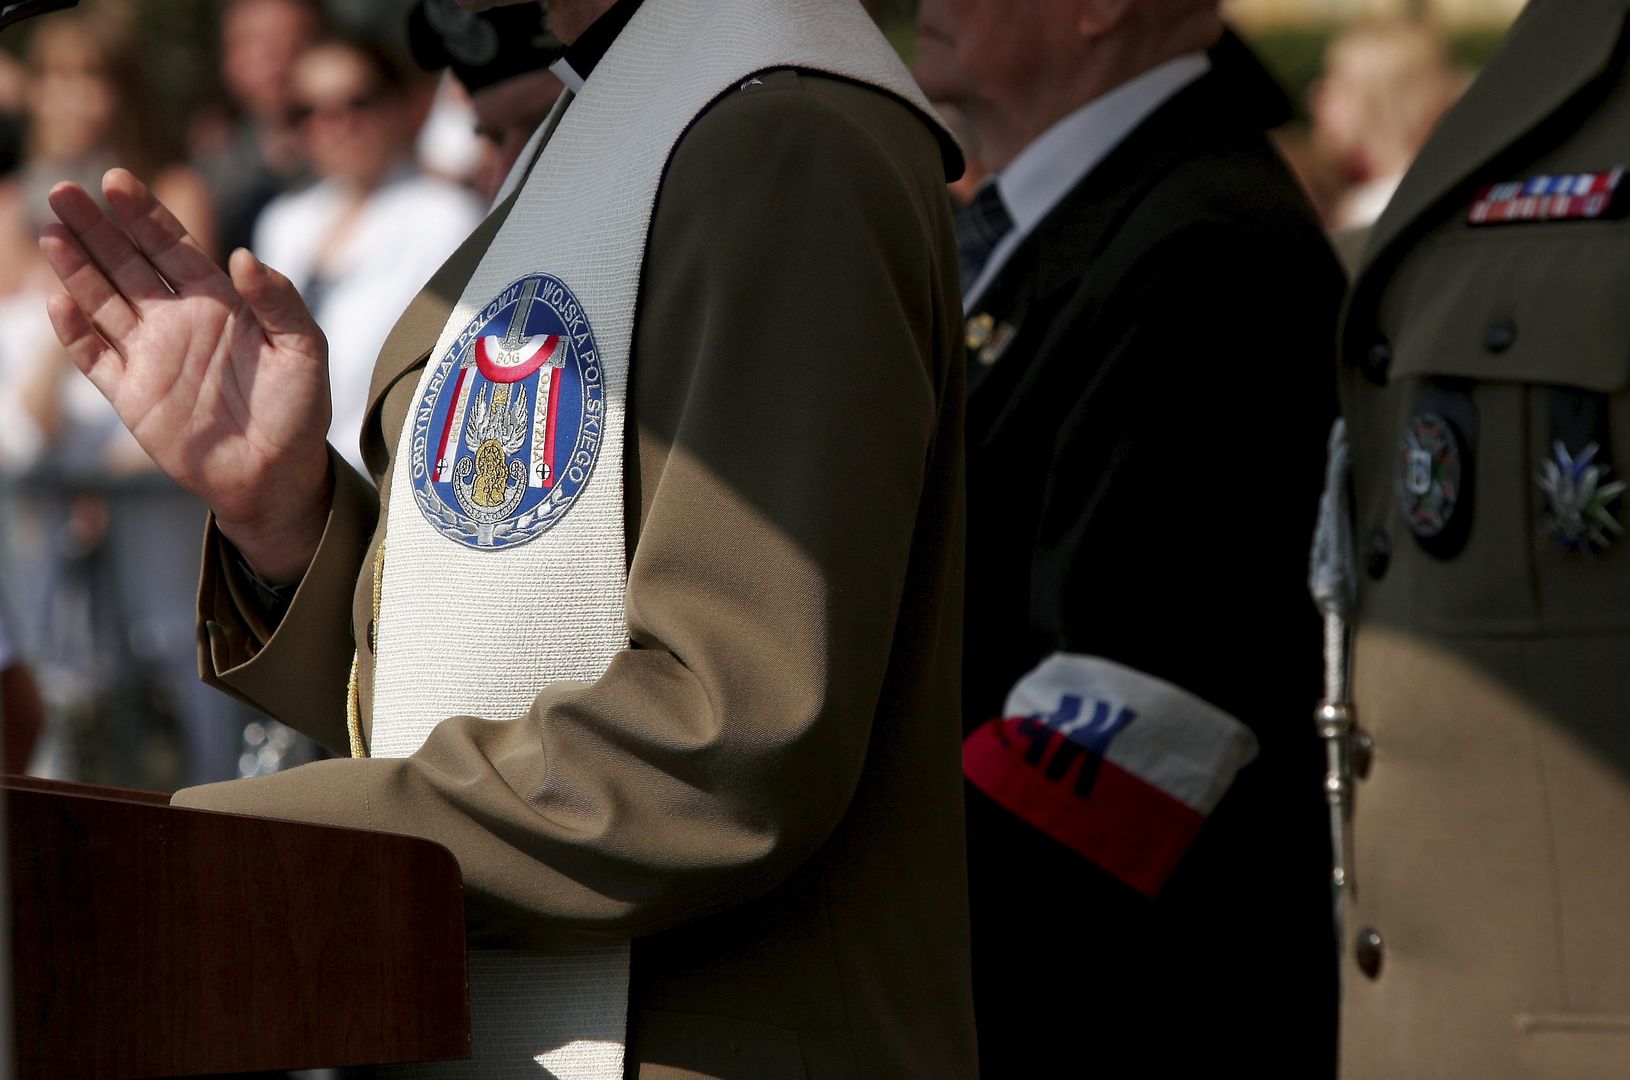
[410,272,604,549]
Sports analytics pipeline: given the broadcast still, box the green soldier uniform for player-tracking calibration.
[1335,0,1630,1075]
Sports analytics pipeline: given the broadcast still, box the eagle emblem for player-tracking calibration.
[410,272,606,550]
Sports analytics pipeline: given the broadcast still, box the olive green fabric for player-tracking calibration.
[186,72,977,1078]
[1338,0,1630,1074]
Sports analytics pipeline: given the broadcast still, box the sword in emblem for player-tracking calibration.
[508,278,568,491]
[505,278,567,371]
[501,278,540,360]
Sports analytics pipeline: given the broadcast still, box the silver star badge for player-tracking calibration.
[1537,440,1626,552]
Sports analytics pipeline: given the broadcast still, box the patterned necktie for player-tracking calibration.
[954,182,1015,292]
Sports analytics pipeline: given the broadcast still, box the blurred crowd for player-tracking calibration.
[1295,18,1468,260]
[0,0,550,789]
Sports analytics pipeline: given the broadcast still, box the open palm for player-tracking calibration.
[40,169,333,581]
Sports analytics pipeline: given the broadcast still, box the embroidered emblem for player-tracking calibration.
[411,272,605,550]
[1537,440,1625,552]
[1397,412,1463,543]
[965,312,994,353]
[1468,168,1624,225]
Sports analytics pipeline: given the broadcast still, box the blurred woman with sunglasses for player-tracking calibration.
[0,7,233,790]
[0,6,217,473]
[252,34,484,479]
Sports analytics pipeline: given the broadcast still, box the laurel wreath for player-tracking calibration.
[414,487,567,547]
[415,489,480,544]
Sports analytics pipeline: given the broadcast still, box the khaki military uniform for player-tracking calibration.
[179,68,978,1080]
[1338,1,1630,1074]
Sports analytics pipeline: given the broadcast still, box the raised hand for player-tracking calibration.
[39,169,333,583]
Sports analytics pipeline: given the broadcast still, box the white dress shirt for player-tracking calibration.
[964,53,1211,308]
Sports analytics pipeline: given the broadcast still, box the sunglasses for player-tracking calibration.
[287,90,386,127]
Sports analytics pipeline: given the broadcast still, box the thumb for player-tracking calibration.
[228,248,323,346]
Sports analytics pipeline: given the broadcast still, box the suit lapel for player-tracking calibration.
[964,76,1229,400]
[1358,0,1630,282]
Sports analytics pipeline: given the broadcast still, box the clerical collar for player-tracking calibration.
[549,0,646,91]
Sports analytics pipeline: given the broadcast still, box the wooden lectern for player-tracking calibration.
[4,777,471,1077]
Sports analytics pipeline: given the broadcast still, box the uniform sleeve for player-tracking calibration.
[195,448,378,755]
[175,81,949,950]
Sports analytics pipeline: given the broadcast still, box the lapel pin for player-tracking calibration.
[978,321,1017,366]
[965,313,994,354]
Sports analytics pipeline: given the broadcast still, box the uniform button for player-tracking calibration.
[1364,530,1391,579]
[1363,339,1392,384]
[1484,316,1517,353]
[1355,927,1384,980]
[1351,728,1374,779]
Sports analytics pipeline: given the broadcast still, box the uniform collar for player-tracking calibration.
[1356,0,1629,286]
[549,0,646,91]
[1342,0,1630,366]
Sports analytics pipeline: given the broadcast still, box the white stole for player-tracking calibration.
[370,0,946,1074]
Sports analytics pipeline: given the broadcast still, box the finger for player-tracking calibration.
[46,181,169,306]
[39,223,140,348]
[228,248,325,348]
[102,168,222,290]
[46,291,124,400]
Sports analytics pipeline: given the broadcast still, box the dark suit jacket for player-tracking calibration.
[961,59,1345,1076]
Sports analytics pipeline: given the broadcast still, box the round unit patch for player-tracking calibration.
[410,272,604,550]
[1397,411,1463,543]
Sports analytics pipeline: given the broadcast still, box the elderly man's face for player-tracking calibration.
[914,0,1076,109]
